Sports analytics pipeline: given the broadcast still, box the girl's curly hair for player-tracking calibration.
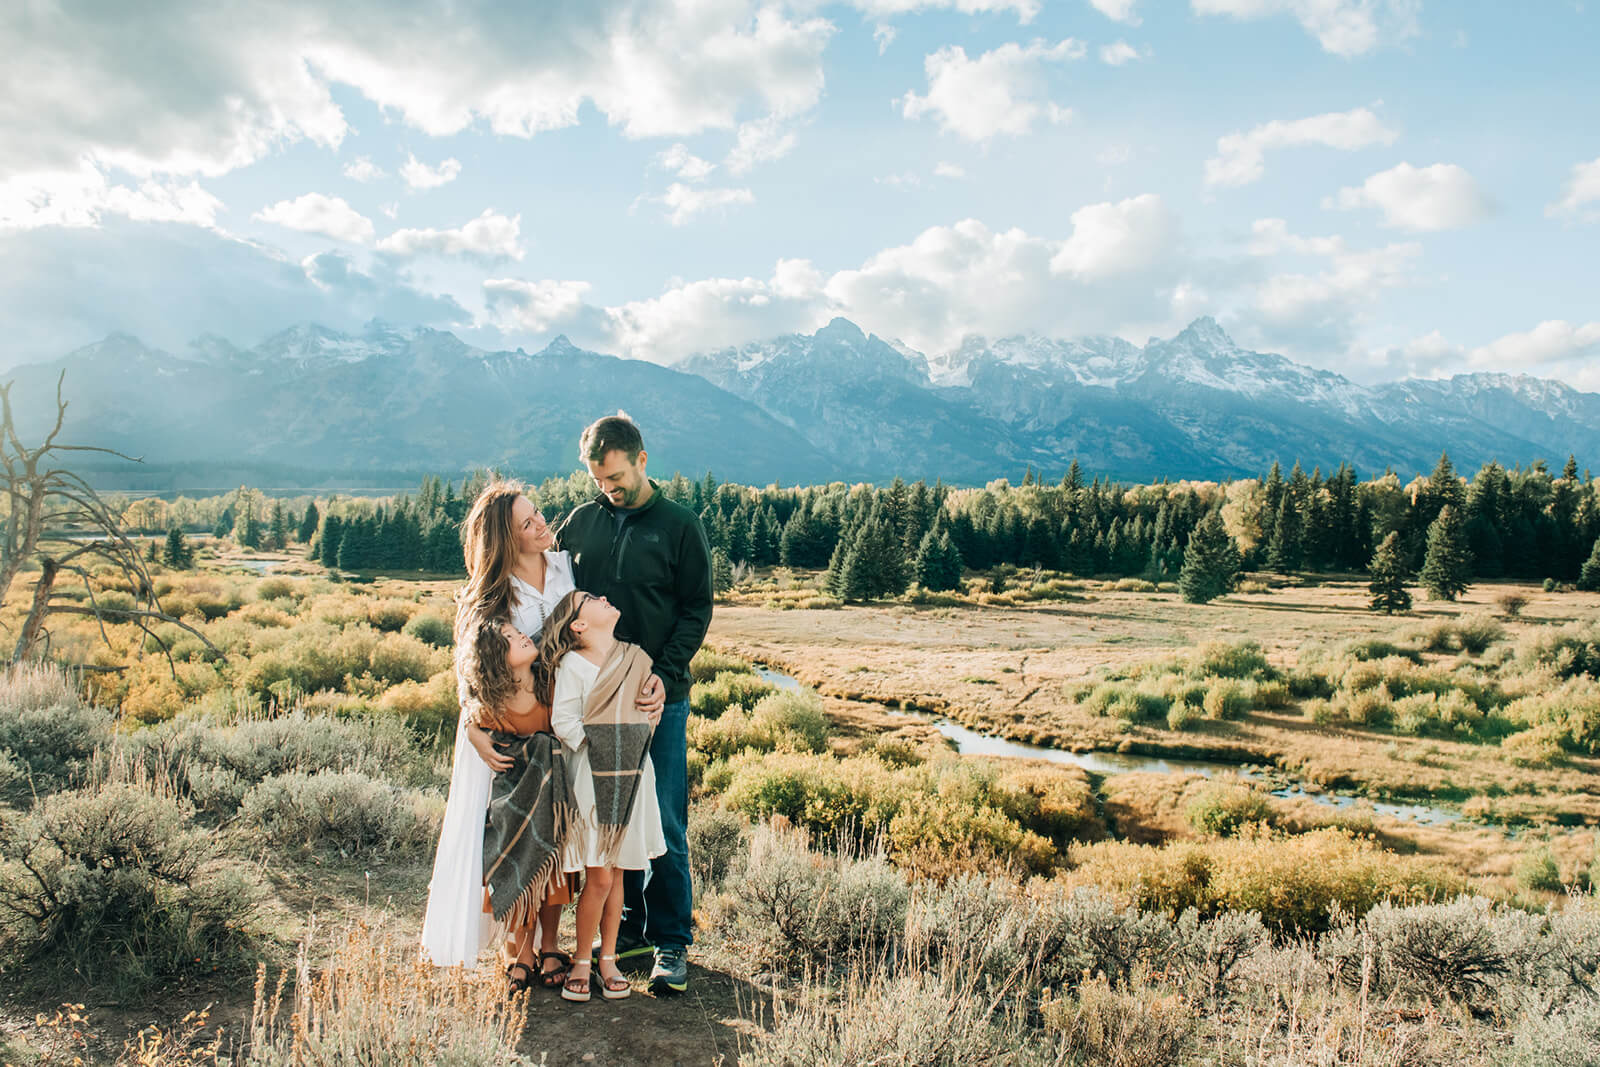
[454,605,522,728]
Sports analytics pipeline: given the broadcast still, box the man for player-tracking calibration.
[556,412,713,995]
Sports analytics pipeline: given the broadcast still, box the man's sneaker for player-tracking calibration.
[649,947,688,994]
[595,932,655,963]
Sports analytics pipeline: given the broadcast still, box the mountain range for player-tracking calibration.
[8,317,1597,489]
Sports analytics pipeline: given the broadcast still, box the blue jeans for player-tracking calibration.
[620,698,692,949]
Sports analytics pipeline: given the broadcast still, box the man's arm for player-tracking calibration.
[654,514,714,687]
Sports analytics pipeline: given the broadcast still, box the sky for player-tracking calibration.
[1,0,1597,387]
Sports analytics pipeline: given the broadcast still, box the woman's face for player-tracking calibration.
[510,495,555,558]
[500,622,538,671]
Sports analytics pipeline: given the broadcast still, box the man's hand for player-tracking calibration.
[635,672,665,717]
[466,722,513,773]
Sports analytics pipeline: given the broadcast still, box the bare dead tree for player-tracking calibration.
[2,372,216,667]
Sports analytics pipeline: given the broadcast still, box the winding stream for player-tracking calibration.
[754,665,1460,826]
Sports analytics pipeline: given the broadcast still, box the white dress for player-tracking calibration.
[419,551,575,968]
[551,651,667,873]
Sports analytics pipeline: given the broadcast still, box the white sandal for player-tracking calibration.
[562,961,593,1003]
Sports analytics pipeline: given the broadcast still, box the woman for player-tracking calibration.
[419,479,662,982]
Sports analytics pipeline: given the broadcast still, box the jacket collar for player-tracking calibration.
[592,478,663,518]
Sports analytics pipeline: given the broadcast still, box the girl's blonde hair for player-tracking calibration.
[454,606,524,729]
[533,590,588,705]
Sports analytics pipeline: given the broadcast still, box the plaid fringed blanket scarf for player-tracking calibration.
[582,642,656,867]
[482,730,572,926]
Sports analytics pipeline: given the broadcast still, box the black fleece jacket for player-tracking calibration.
[555,482,714,704]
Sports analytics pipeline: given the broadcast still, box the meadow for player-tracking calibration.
[2,544,1598,1064]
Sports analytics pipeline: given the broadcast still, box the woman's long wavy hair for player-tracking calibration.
[454,479,529,629]
[533,590,588,705]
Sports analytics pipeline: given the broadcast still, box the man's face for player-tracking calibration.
[586,449,649,508]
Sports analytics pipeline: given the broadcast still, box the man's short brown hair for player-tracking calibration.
[579,411,644,464]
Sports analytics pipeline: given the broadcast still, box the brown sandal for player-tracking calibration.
[506,961,535,993]
[538,951,573,989]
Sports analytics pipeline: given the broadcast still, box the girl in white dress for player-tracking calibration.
[539,590,666,1002]
[420,481,663,990]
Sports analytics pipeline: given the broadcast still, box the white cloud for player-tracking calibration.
[724,117,798,175]
[0,1,834,191]
[399,154,462,190]
[376,209,523,259]
[655,144,716,181]
[1096,144,1133,166]
[1050,194,1177,279]
[1191,0,1421,57]
[0,163,223,231]
[844,0,1041,22]
[1088,0,1142,23]
[1332,162,1491,231]
[605,260,827,362]
[877,172,923,188]
[482,278,596,332]
[1099,40,1144,65]
[255,193,376,243]
[874,24,897,53]
[899,39,1083,142]
[342,157,385,182]
[1469,320,1600,369]
[0,221,466,366]
[1244,217,1419,354]
[380,202,399,219]
[1205,107,1397,188]
[654,184,755,226]
[1547,156,1600,222]
[934,162,966,179]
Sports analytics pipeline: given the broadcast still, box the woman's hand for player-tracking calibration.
[466,722,513,773]
[635,672,665,717]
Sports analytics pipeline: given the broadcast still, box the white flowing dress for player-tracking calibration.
[552,651,667,873]
[418,552,575,968]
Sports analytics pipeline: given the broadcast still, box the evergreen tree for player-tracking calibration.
[1177,512,1239,604]
[236,498,261,549]
[146,537,161,562]
[821,536,851,599]
[914,526,964,592]
[710,547,734,594]
[1577,536,1600,592]
[1265,493,1303,573]
[1367,532,1413,614]
[318,514,343,568]
[162,526,194,569]
[1419,505,1471,601]
[212,506,234,540]
[298,502,321,544]
[267,502,288,551]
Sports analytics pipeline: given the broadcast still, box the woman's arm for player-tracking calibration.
[455,645,512,771]
[550,658,587,752]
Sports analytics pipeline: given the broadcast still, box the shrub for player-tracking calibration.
[1042,975,1195,1067]
[888,795,1056,878]
[690,671,777,718]
[1502,677,1600,754]
[239,769,435,855]
[1515,619,1600,679]
[1185,781,1273,836]
[0,783,267,986]
[1201,679,1252,720]
[0,666,114,798]
[688,690,829,761]
[1391,690,1484,738]
[256,577,296,601]
[1022,887,1178,989]
[1504,994,1600,1067]
[687,804,747,895]
[1063,828,1463,933]
[1516,847,1564,892]
[1166,702,1204,731]
[689,648,755,683]
[369,632,449,686]
[1082,681,1170,723]
[1192,641,1271,680]
[1498,592,1530,617]
[402,611,454,648]
[376,669,458,732]
[1346,896,1542,1004]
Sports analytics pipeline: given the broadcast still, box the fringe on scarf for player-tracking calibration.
[488,797,576,925]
